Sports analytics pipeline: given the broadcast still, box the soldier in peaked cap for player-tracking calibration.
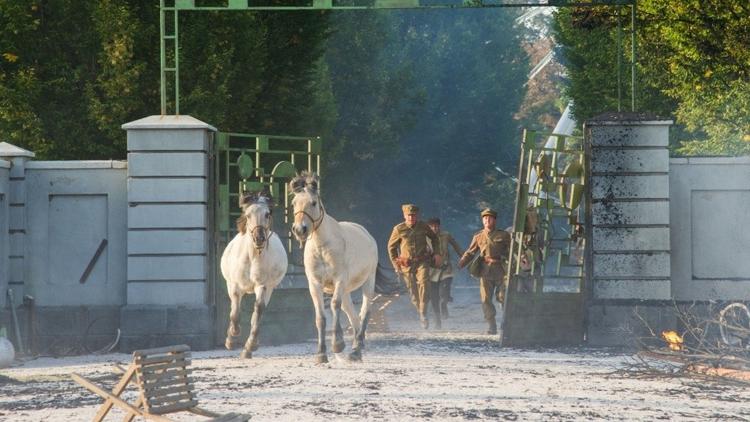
[458,208,511,335]
[388,204,442,329]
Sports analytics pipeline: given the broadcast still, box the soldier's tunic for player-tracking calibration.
[429,231,462,282]
[428,231,462,318]
[462,228,511,323]
[388,221,441,319]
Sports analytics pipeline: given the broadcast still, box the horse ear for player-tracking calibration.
[236,214,247,234]
[240,191,257,209]
[307,172,320,194]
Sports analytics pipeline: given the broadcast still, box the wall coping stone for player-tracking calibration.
[122,115,217,132]
[0,142,35,158]
[26,160,128,170]
[669,156,750,165]
[585,112,673,126]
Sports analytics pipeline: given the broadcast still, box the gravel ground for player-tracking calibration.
[2,282,750,421]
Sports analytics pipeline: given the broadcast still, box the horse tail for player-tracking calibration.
[359,261,376,326]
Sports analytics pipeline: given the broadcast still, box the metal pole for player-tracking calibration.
[160,0,166,115]
[631,1,637,111]
[617,7,622,112]
[174,10,180,115]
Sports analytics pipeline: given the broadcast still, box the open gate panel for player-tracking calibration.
[502,130,587,347]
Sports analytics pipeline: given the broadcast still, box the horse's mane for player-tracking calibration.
[289,171,319,194]
[236,190,274,234]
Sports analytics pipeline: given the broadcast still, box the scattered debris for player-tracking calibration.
[624,302,750,385]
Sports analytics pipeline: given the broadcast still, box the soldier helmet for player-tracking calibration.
[427,217,440,226]
[480,208,498,218]
[401,204,419,214]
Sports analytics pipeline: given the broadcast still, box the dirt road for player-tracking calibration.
[2,283,749,421]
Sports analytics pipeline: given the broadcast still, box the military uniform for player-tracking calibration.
[428,229,462,320]
[388,205,441,328]
[459,209,511,334]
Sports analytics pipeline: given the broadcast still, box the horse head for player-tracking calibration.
[237,190,274,249]
[289,171,323,242]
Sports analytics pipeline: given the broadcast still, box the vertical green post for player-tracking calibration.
[160,0,166,115]
[631,1,637,111]
[174,10,180,115]
[617,6,622,112]
[307,139,313,173]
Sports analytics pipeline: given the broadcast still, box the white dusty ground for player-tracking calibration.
[2,282,750,421]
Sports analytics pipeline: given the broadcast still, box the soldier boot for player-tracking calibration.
[420,316,429,330]
[486,320,497,335]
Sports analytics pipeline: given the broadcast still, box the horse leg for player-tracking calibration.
[225,290,242,350]
[309,282,328,364]
[330,283,346,354]
[356,273,376,352]
[241,285,268,359]
[340,294,362,361]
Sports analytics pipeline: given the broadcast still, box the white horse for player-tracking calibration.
[220,191,288,358]
[290,172,378,363]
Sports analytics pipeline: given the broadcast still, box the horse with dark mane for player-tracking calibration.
[220,191,287,358]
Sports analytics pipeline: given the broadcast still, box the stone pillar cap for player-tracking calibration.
[122,115,217,132]
[0,142,35,158]
[585,112,673,126]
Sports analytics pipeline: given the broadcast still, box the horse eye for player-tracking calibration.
[265,212,270,219]
[312,201,317,207]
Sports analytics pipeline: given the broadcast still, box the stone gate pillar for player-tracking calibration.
[120,116,216,351]
[0,143,35,307]
[584,113,674,346]
[0,156,9,308]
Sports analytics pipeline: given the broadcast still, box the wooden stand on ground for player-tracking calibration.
[72,344,248,422]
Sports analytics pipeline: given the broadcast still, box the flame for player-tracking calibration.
[661,330,684,351]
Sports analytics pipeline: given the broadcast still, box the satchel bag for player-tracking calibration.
[468,254,484,278]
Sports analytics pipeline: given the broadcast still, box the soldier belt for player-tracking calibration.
[399,254,432,266]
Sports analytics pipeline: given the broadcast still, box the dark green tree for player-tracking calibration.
[0,1,336,159]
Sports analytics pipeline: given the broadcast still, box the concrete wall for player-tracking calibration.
[1,115,315,354]
[669,156,750,301]
[0,160,8,308]
[584,114,750,347]
[24,162,127,306]
[0,146,127,354]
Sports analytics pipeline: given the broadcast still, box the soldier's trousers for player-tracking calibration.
[444,277,453,302]
[403,264,431,318]
[430,278,452,318]
[479,277,505,322]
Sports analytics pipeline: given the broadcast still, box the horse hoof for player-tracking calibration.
[239,349,252,359]
[225,338,237,350]
[332,341,345,353]
[348,350,362,362]
[315,353,328,364]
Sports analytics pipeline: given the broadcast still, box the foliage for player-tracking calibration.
[0,2,528,249]
[0,1,335,159]
[553,2,750,156]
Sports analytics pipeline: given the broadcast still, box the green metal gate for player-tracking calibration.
[209,132,322,347]
[501,130,587,347]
